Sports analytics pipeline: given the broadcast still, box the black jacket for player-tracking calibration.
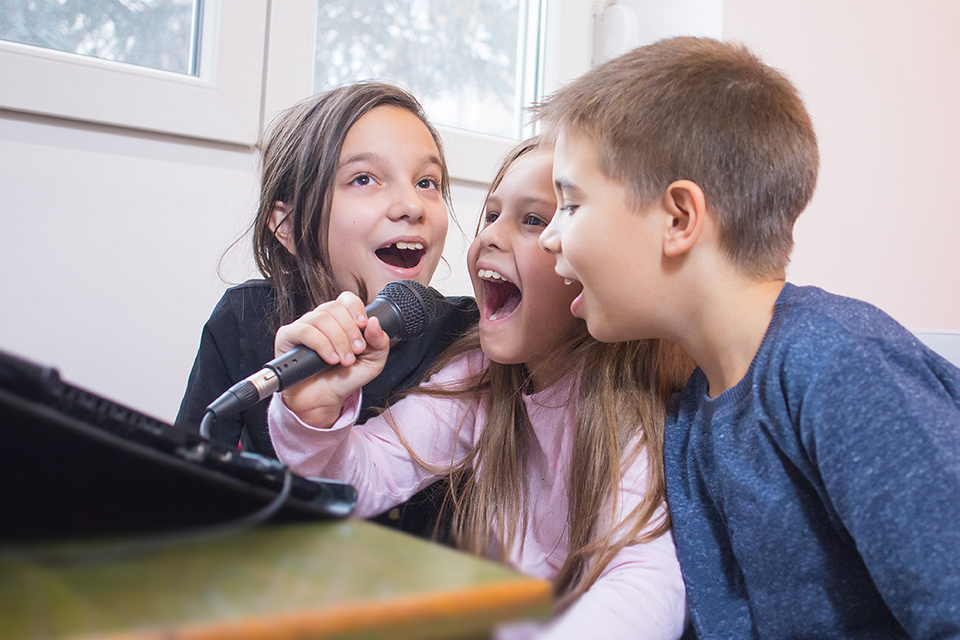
[176,279,478,537]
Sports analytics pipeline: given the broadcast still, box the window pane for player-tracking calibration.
[0,0,202,75]
[314,0,532,140]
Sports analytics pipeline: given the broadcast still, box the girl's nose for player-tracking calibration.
[476,217,506,252]
[386,184,426,222]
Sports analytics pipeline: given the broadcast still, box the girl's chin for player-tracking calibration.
[478,333,525,366]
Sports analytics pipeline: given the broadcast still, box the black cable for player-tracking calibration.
[199,408,215,439]
[3,468,293,567]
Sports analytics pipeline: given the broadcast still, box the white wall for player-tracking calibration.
[0,111,256,421]
[2,0,958,425]
[723,0,960,330]
[0,109,485,423]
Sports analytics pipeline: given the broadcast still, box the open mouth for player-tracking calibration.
[375,241,426,270]
[478,269,521,321]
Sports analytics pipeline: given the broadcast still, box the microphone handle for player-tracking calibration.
[265,346,327,393]
[267,295,405,391]
[203,295,404,422]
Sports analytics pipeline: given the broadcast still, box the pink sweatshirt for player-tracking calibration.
[268,350,686,639]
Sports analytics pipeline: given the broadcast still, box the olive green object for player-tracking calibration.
[0,520,552,640]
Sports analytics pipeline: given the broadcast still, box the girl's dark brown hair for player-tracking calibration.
[252,82,452,327]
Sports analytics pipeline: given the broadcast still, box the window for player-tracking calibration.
[1,0,203,76]
[0,0,563,169]
[313,0,543,141]
[258,1,552,183]
[0,0,267,145]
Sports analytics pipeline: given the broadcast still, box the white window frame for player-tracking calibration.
[0,0,268,146]
[263,0,561,185]
[0,0,589,178]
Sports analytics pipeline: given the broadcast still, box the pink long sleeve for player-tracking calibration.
[268,349,686,639]
[536,450,687,640]
[268,351,485,517]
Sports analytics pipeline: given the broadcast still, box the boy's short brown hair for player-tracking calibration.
[534,36,819,277]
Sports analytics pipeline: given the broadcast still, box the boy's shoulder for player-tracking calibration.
[761,282,960,404]
[770,283,919,362]
[777,283,902,337]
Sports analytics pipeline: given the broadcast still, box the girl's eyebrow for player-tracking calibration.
[339,151,378,167]
[338,151,443,172]
[419,153,443,171]
[516,195,556,209]
[486,194,555,210]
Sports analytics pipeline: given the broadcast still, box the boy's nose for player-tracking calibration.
[539,214,562,254]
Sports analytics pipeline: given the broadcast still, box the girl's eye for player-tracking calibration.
[349,174,373,186]
[417,177,440,190]
[523,214,547,228]
[482,211,500,226]
[559,204,579,215]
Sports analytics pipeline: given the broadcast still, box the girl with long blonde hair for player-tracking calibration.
[269,138,693,638]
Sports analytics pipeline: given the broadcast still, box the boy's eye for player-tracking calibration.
[559,204,579,215]
[417,177,440,190]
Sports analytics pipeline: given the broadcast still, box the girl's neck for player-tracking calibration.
[526,352,574,394]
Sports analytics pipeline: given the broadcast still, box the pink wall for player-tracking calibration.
[725,0,960,329]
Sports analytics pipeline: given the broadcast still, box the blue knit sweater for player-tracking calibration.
[665,283,960,639]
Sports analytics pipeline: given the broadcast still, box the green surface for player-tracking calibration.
[0,520,547,639]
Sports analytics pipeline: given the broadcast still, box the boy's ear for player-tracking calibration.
[270,201,296,255]
[661,180,707,259]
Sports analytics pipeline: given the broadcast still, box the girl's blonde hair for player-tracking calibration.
[398,138,694,609]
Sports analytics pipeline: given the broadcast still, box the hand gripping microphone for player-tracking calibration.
[202,280,440,431]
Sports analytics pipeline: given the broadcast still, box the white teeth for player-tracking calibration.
[395,241,424,251]
[564,278,573,285]
[477,269,509,282]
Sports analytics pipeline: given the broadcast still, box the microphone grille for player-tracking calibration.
[377,280,441,340]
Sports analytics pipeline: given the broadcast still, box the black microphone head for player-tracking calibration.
[376,280,441,340]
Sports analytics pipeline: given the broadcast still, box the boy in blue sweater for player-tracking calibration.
[536,37,960,638]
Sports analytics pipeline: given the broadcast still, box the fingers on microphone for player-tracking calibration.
[363,316,391,351]
[336,291,369,325]
[318,303,367,365]
[287,301,366,366]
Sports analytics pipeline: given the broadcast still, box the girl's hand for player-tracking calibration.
[274,291,391,428]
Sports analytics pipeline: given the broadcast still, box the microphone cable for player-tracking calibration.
[2,470,292,567]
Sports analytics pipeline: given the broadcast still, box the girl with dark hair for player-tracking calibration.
[176,82,478,536]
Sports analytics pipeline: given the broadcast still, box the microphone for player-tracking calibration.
[202,280,440,426]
